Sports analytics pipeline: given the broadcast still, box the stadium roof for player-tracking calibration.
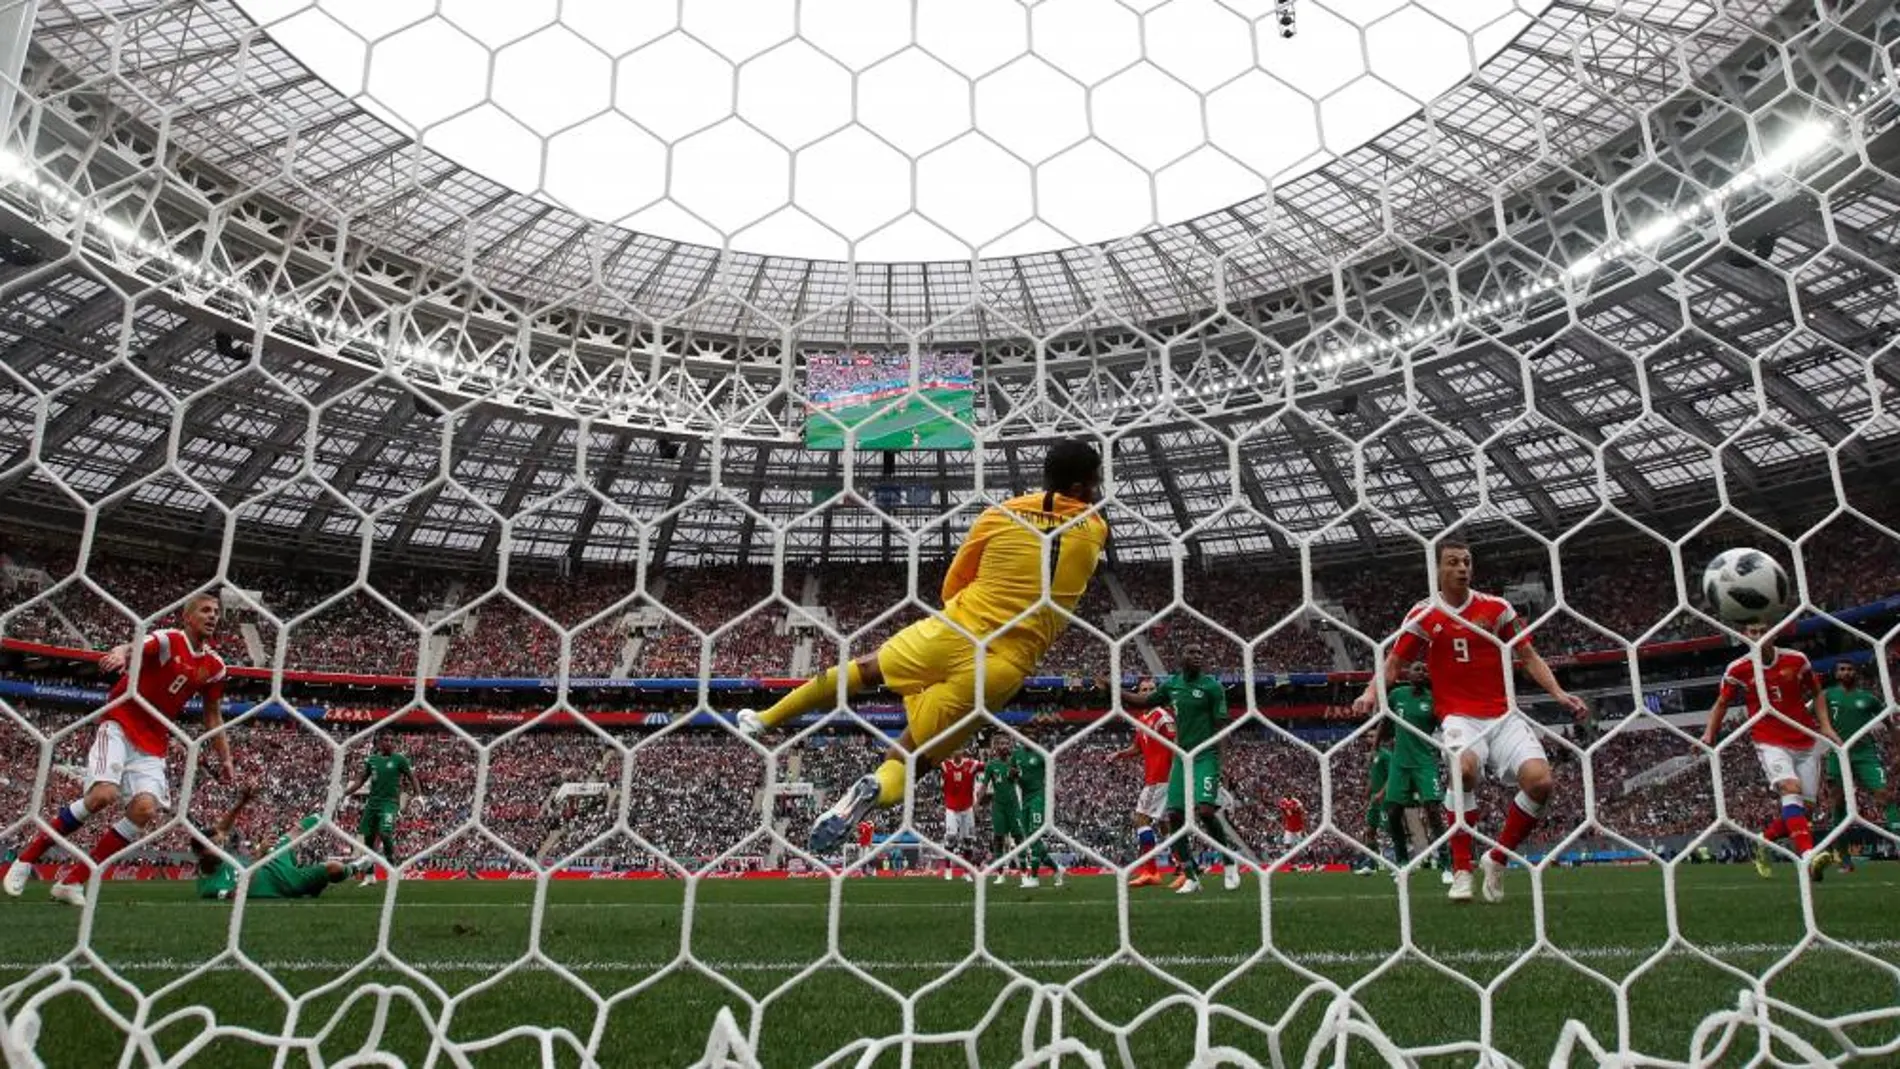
[1,0,1897,566]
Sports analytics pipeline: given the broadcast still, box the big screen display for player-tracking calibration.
[803,350,975,450]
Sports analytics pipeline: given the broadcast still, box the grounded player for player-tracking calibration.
[1009,728,1064,888]
[1385,661,1453,884]
[343,732,421,886]
[979,735,1021,886]
[1352,541,1587,904]
[938,752,981,880]
[1702,623,1842,880]
[1127,646,1239,894]
[192,784,368,900]
[1114,703,1177,887]
[5,593,234,904]
[1820,660,1893,872]
[738,440,1108,851]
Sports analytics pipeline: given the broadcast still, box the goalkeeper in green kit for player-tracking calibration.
[192,785,368,900]
[1821,660,1894,872]
[344,733,421,885]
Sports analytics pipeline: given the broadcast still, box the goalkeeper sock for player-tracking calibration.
[873,759,906,807]
[18,799,92,863]
[1489,791,1545,863]
[1135,825,1158,875]
[1781,796,1813,855]
[758,661,864,729]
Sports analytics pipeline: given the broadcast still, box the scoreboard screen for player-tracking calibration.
[803,351,975,450]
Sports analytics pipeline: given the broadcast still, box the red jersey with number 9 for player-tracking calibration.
[1135,708,1177,786]
[1719,649,1819,748]
[940,756,980,812]
[103,629,228,756]
[1391,592,1526,719]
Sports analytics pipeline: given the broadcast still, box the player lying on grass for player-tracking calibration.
[1701,622,1842,881]
[738,440,1108,853]
[6,592,233,906]
[191,784,369,900]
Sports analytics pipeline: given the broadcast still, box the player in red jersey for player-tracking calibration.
[1276,795,1307,848]
[846,818,877,874]
[1352,542,1586,904]
[938,754,981,881]
[1115,705,1176,887]
[1701,622,1842,880]
[6,593,235,905]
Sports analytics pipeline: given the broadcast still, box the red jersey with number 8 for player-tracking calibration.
[1135,708,1177,786]
[1391,592,1526,719]
[103,629,228,756]
[940,756,980,812]
[1719,649,1819,749]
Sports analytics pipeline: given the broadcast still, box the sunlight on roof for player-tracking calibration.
[237,0,1547,261]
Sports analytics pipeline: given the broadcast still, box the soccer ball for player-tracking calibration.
[1700,548,1790,622]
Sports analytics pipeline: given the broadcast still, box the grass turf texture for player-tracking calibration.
[2,866,1896,1067]
[805,386,973,450]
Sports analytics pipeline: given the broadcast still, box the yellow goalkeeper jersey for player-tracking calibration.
[939,491,1109,669]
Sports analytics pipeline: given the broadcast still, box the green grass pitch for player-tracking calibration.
[1,866,1895,1067]
[805,386,973,450]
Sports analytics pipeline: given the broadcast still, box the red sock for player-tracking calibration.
[16,831,56,865]
[1488,792,1546,863]
[63,822,134,885]
[1445,807,1473,872]
[1762,817,1787,841]
[1786,814,1813,855]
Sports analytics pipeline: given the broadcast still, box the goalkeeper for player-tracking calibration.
[740,439,1109,851]
[192,786,368,900]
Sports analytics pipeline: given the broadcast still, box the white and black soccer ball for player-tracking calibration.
[1701,548,1790,622]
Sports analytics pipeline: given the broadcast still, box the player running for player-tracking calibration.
[1127,646,1240,894]
[979,735,1021,886]
[192,784,368,900]
[6,593,235,905]
[343,732,421,886]
[738,440,1108,852]
[938,752,981,880]
[1010,729,1065,888]
[1821,660,1892,872]
[1385,661,1453,884]
[1114,703,1177,887]
[1702,623,1842,880]
[1351,541,1587,904]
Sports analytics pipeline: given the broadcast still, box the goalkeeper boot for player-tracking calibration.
[810,775,880,853]
[735,709,765,739]
[49,882,87,907]
[1174,877,1202,895]
[3,859,29,897]
[1753,842,1773,879]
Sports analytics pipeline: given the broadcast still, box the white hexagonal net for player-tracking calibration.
[1,0,1899,1065]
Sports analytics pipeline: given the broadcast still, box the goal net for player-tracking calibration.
[1,0,1898,1065]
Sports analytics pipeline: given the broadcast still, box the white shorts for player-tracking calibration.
[1280,829,1302,846]
[1135,783,1169,820]
[944,807,975,839]
[85,721,170,809]
[1440,713,1548,784]
[1755,742,1822,801]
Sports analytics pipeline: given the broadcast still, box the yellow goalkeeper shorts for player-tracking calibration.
[877,616,1031,760]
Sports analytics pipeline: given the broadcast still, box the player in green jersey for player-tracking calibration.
[344,733,421,886]
[1821,661,1894,871]
[1385,662,1452,883]
[1128,646,1239,894]
[1358,727,1393,874]
[192,786,367,901]
[979,735,1022,887]
[1009,728,1065,888]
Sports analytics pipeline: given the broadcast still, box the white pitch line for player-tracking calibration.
[4,940,1897,975]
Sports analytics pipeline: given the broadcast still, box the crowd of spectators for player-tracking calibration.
[631,566,800,678]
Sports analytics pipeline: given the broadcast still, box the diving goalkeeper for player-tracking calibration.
[740,439,1109,851]
[191,786,368,900]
